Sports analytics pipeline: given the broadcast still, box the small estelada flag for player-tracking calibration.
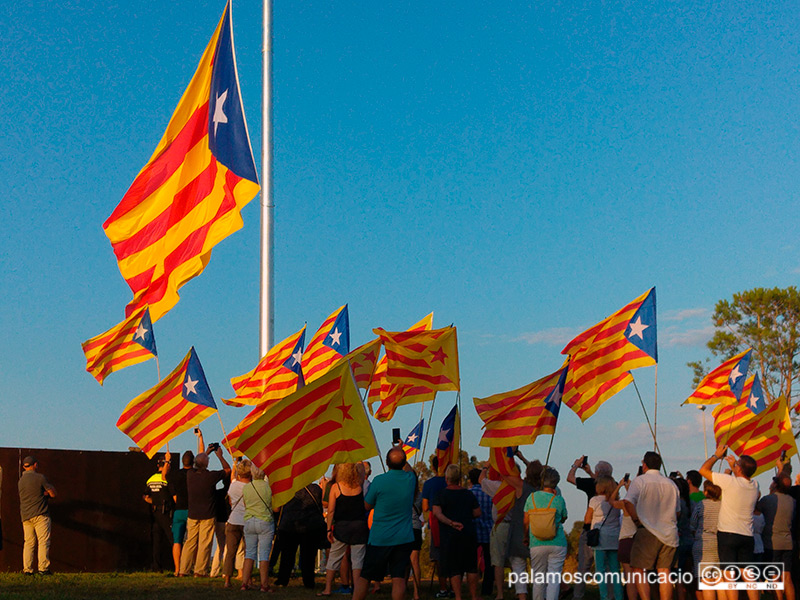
[82,306,157,385]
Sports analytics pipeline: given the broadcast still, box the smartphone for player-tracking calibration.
[623,473,630,483]
[207,442,219,452]
[581,456,588,468]
[392,428,401,445]
[669,471,680,479]
[194,428,200,434]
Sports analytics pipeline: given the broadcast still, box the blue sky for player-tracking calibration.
[3,0,799,519]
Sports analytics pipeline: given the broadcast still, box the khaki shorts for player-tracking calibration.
[630,526,676,570]
[490,521,510,567]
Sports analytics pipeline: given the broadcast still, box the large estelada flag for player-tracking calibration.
[232,360,378,508]
[713,394,797,477]
[82,306,157,385]
[104,1,260,321]
[435,405,460,475]
[561,287,657,421]
[488,447,519,524]
[475,363,567,447]
[117,347,217,457]
[375,326,460,393]
[223,325,306,407]
[368,314,435,422]
[684,349,752,405]
[302,305,350,383]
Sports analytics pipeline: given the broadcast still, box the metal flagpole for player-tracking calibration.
[630,374,668,475]
[259,0,274,357]
[653,364,658,451]
[420,393,438,471]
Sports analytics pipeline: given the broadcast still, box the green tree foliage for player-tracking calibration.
[687,287,800,407]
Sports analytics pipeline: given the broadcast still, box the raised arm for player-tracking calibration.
[699,444,727,481]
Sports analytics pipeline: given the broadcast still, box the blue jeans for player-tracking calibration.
[244,518,275,563]
[594,549,623,600]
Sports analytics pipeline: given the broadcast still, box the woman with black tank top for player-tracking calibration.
[318,463,369,596]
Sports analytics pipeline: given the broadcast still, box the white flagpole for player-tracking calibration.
[259,0,275,357]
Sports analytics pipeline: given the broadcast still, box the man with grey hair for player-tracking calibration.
[18,455,56,575]
[567,455,613,600]
[180,445,231,577]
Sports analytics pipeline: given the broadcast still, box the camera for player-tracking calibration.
[207,442,220,452]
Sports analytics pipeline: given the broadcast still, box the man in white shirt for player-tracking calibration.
[623,452,679,600]
[698,444,760,600]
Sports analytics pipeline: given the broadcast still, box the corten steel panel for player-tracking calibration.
[0,447,175,572]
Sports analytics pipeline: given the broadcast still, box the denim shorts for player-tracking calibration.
[244,517,275,562]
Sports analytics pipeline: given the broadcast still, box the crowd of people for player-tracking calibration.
[13,431,800,600]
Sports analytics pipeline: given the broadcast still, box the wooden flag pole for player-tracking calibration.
[544,423,559,468]
[420,392,438,472]
[631,374,668,475]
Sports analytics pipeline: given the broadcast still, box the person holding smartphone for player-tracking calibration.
[567,455,614,600]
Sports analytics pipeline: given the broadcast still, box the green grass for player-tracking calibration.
[0,572,316,600]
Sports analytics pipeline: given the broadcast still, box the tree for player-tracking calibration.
[687,287,800,410]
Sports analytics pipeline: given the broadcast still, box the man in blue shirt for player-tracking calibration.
[353,447,417,600]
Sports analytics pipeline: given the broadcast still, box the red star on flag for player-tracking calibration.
[430,347,447,365]
[336,397,353,421]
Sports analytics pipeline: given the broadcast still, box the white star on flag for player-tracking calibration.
[328,327,342,347]
[438,428,451,444]
[749,394,759,408]
[407,433,418,443]
[291,348,303,366]
[549,387,562,407]
[184,376,199,395]
[213,89,228,136]
[729,365,743,384]
[627,316,649,340]
[134,323,148,341]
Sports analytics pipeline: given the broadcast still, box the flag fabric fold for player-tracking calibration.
[561,287,658,422]
[117,347,217,457]
[488,447,519,525]
[401,419,424,460]
[368,314,435,422]
[223,325,305,407]
[475,363,567,447]
[341,338,382,390]
[104,0,260,321]
[374,326,460,392]
[435,405,460,475]
[713,395,797,477]
[302,305,350,383]
[684,349,752,405]
[230,360,378,508]
[82,306,157,385]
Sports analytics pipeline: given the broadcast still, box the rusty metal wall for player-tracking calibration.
[0,447,172,572]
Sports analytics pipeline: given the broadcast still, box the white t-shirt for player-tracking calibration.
[227,480,247,526]
[625,470,679,547]
[589,495,621,550]
[711,472,759,536]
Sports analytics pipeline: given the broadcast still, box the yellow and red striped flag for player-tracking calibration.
[375,326,460,392]
[475,363,567,448]
[713,395,797,477]
[561,288,657,421]
[341,338,382,390]
[223,325,305,407]
[117,347,217,458]
[232,360,378,508]
[104,1,260,321]
[684,349,752,405]
[434,405,460,475]
[302,305,350,383]
[711,374,765,448]
[488,447,520,524]
[82,306,158,385]
[368,314,435,422]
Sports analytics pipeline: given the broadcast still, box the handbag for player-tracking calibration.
[304,486,331,550]
[526,493,557,541]
[586,501,614,547]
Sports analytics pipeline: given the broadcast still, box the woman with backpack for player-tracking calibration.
[523,467,568,600]
[584,475,623,600]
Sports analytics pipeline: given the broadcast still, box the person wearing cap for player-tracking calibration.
[18,455,56,575]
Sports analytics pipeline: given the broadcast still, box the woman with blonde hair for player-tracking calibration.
[584,475,622,600]
[318,463,369,596]
[241,464,274,592]
[223,458,251,589]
